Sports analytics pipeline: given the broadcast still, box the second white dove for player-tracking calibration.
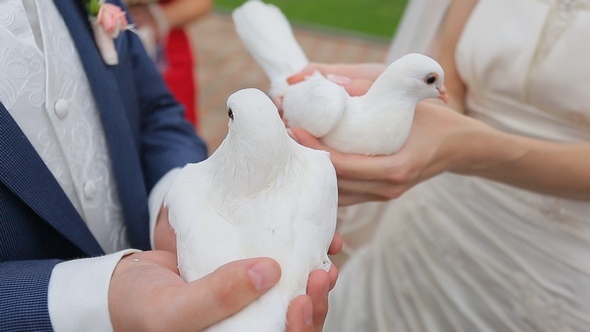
[233,0,448,155]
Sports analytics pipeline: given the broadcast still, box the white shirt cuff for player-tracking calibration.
[48,249,140,332]
[148,168,182,249]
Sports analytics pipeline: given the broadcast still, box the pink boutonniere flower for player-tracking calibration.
[86,0,133,65]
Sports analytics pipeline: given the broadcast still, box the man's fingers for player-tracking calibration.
[154,206,177,253]
[306,269,330,331]
[179,258,281,330]
[286,295,314,332]
[327,264,339,291]
[328,232,343,256]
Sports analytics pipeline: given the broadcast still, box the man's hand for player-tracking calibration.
[109,250,340,331]
[154,206,176,253]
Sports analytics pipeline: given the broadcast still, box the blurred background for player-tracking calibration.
[188,0,409,151]
[215,0,407,38]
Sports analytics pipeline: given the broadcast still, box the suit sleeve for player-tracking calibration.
[122,15,209,192]
[0,260,60,331]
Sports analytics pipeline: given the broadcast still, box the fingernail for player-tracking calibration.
[286,128,296,140]
[272,96,282,109]
[326,74,351,85]
[248,261,279,292]
[302,298,313,326]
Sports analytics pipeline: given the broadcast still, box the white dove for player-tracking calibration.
[232,0,448,155]
[165,88,338,332]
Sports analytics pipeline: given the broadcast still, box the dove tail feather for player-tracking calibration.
[232,0,308,97]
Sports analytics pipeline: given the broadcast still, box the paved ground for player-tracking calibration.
[187,11,390,152]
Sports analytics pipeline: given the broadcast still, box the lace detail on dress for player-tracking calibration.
[513,273,571,331]
[510,188,590,236]
[525,0,590,102]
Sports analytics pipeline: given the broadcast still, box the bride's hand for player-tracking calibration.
[287,62,387,97]
[290,101,493,206]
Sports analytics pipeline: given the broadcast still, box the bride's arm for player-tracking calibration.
[436,0,478,113]
[426,0,590,200]
[414,102,590,201]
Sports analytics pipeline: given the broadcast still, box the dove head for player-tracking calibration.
[210,88,295,195]
[222,88,292,168]
[372,53,448,104]
[226,88,288,141]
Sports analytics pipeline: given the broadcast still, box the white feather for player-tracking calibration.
[232,0,308,98]
[232,0,447,155]
[165,88,338,332]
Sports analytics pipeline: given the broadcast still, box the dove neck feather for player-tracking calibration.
[335,71,423,155]
[362,69,424,107]
[209,130,294,197]
[351,73,421,131]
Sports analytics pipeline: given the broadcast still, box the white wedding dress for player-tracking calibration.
[385,0,451,63]
[325,0,590,331]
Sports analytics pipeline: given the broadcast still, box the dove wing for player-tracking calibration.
[165,162,243,282]
[281,72,349,137]
[284,147,338,278]
[239,146,337,296]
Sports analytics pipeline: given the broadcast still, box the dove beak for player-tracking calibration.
[437,86,449,104]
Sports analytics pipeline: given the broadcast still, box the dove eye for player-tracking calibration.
[228,108,234,120]
[424,73,438,85]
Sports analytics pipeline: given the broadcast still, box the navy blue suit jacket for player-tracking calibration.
[0,0,208,330]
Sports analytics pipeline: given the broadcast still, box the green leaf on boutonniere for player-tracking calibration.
[87,0,101,17]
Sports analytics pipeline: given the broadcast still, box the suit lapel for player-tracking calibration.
[53,0,151,250]
[0,103,104,257]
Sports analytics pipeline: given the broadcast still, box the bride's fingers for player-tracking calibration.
[290,129,399,184]
[328,232,343,256]
[338,78,374,96]
[337,179,407,201]
[288,73,372,97]
[287,64,329,85]
[331,153,395,182]
[338,193,388,206]
[287,63,352,85]
[287,71,310,85]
